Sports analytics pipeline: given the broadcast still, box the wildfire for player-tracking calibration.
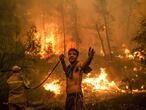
[133,51,145,60]
[25,23,76,59]
[100,48,105,56]
[124,48,134,59]
[116,44,145,61]
[43,80,61,95]
[115,46,134,59]
[82,68,120,92]
[43,68,122,95]
[36,23,63,58]
[43,68,121,95]
[141,85,144,89]
[43,67,146,95]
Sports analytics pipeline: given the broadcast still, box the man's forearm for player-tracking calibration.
[82,56,93,68]
[83,47,95,68]
[60,60,67,72]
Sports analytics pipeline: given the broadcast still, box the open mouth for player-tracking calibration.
[69,57,75,62]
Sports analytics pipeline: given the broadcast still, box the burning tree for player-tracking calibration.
[132,18,146,67]
[127,18,146,90]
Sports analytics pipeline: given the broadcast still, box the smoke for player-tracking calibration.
[14,0,146,53]
[77,0,146,50]
[12,0,145,76]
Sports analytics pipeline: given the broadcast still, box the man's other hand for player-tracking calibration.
[59,54,65,61]
[88,47,95,58]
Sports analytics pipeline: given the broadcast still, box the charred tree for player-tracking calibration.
[94,0,113,60]
[96,24,107,57]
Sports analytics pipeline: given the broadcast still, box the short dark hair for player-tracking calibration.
[68,48,79,56]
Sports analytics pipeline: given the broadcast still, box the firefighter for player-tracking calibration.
[7,65,30,110]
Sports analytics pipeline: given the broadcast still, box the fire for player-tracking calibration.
[125,49,145,61]
[43,67,146,95]
[133,51,145,60]
[36,23,63,58]
[43,80,61,95]
[124,48,134,59]
[82,68,120,92]
[100,48,105,56]
[141,85,144,89]
[116,46,134,59]
[117,44,145,61]
[25,23,76,59]
[43,68,122,95]
[25,23,63,58]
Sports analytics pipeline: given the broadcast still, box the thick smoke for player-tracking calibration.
[14,0,146,53]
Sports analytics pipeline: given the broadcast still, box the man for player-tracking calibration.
[59,47,95,110]
[7,65,30,110]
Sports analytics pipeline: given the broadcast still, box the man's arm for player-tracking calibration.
[20,74,31,89]
[81,47,95,71]
[59,54,67,72]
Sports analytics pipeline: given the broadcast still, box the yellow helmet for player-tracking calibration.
[12,65,21,72]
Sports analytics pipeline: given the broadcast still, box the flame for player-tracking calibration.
[43,80,61,95]
[117,45,145,61]
[82,68,120,92]
[124,48,134,59]
[133,51,145,60]
[100,48,105,56]
[43,68,146,95]
[25,23,76,59]
[37,23,63,58]
[115,45,134,59]
[43,68,122,95]
[124,48,130,54]
[126,85,129,89]
[141,85,144,89]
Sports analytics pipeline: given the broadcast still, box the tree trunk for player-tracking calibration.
[103,15,112,60]
[96,24,107,57]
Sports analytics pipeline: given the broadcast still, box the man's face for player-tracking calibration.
[68,50,78,64]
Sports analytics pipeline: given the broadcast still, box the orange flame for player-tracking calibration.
[25,23,76,59]
[43,80,61,95]
[35,23,63,58]
[117,44,145,61]
[124,48,134,59]
[82,68,120,92]
[43,68,124,95]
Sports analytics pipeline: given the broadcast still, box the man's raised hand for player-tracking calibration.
[88,47,95,58]
[59,54,65,61]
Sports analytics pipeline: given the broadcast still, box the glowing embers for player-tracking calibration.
[124,48,134,59]
[43,80,61,95]
[82,68,120,92]
[123,48,145,60]
[116,44,145,61]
